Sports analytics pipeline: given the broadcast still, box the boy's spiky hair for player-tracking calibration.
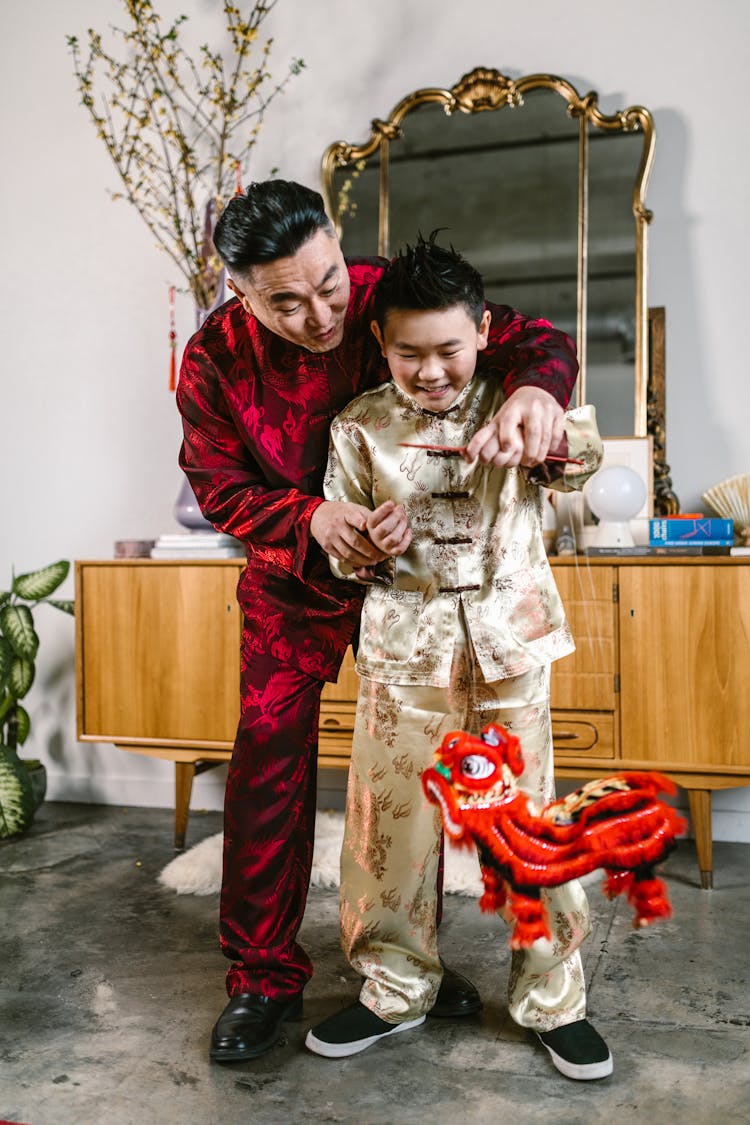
[373,230,486,329]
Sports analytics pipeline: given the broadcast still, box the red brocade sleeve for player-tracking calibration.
[479,303,579,408]
[177,340,322,582]
[175,260,387,584]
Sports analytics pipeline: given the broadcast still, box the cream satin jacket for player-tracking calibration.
[323,375,603,686]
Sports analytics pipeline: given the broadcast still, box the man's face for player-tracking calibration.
[228,228,351,353]
[371,304,491,412]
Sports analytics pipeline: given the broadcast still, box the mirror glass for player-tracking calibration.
[322,69,655,442]
[586,127,645,435]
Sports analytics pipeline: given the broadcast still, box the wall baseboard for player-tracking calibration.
[45,772,750,844]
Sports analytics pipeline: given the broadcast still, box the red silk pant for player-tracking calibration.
[219,638,446,1001]
[220,643,323,1001]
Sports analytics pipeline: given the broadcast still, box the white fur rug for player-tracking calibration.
[159,810,484,897]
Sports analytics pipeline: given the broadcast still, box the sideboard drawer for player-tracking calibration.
[319,701,357,734]
[552,711,615,759]
[318,701,356,767]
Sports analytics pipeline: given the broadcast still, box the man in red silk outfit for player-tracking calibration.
[176,180,578,1063]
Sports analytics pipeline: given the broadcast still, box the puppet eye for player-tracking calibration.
[460,754,495,780]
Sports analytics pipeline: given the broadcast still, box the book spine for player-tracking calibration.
[584,545,731,557]
[651,539,733,547]
[649,517,733,544]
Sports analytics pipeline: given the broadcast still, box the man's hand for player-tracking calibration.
[310,500,386,566]
[464,386,566,467]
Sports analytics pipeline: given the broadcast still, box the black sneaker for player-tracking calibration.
[305,1000,425,1058]
[537,1019,613,1080]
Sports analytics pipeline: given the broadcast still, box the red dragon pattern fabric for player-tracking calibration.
[422,723,686,949]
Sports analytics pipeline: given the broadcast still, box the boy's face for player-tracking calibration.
[371,305,491,412]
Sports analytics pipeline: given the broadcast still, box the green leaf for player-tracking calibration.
[15,705,30,746]
[0,744,36,837]
[0,637,11,691]
[9,658,34,700]
[0,693,14,724]
[46,599,76,616]
[0,605,39,660]
[0,591,10,609]
[13,560,70,601]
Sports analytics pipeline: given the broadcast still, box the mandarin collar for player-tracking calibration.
[390,378,475,419]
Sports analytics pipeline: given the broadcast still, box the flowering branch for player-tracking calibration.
[67,0,304,309]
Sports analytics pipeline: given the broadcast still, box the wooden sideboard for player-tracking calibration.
[75,557,750,883]
[549,558,750,888]
[75,558,359,848]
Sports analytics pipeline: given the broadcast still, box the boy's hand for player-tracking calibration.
[310,501,387,566]
[465,386,566,467]
[366,500,412,557]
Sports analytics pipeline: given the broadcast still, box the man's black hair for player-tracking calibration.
[373,231,486,329]
[213,179,334,275]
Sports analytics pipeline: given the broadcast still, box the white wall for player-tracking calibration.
[2,0,749,841]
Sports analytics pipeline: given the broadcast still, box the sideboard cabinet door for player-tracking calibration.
[550,562,618,762]
[550,563,617,712]
[618,564,750,771]
[77,561,243,746]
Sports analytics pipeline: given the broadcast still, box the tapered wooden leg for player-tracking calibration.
[174,762,197,850]
[687,789,713,889]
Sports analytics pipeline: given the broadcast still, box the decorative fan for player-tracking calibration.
[702,474,750,544]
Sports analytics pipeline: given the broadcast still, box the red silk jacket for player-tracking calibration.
[176,257,578,682]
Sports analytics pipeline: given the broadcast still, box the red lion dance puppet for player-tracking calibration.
[422,723,686,949]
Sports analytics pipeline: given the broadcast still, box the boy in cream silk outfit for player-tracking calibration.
[306,235,611,1081]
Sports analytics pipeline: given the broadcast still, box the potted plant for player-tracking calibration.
[0,560,74,838]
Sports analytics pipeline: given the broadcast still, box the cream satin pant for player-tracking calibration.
[340,639,590,1031]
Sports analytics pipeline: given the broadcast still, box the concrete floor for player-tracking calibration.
[1,801,748,1125]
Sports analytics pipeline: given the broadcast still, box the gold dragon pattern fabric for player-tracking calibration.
[327,375,601,1027]
[340,644,590,1027]
[324,377,602,686]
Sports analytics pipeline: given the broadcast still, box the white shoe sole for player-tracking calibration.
[539,1038,614,1081]
[305,1014,426,1058]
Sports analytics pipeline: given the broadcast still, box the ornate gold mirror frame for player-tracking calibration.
[322,67,678,513]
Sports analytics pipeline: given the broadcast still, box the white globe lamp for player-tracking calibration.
[584,465,647,548]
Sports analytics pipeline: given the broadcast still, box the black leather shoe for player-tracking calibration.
[210,991,303,1062]
[428,960,482,1018]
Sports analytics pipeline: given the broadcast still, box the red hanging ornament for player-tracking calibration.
[168,285,177,391]
[235,161,243,196]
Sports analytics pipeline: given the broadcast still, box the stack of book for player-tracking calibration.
[150,532,245,559]
[585,516,735,557]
